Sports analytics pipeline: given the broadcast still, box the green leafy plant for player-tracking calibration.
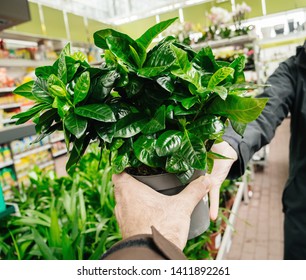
[0,144,121,260]
[12,17,268,183]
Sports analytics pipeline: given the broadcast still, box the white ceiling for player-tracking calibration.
[29,0,213,25]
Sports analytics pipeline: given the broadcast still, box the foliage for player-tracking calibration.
[0,144,121,260]
[12,18,267,183]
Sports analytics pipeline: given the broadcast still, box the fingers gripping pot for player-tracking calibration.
[132,170,210,239]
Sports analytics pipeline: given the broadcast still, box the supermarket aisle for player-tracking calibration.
[225,117,290,260]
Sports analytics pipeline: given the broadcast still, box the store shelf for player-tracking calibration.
[258,30,306,49]
[192,35,257,51]
[39,160,55,169]
[52,149,67,158]
[0,103,21,109]
[50,136,65,143]
[13,144,51,160]
[0,123,36,145]
[1,118,16,124]
[216,180,245,260]
[0,87,16,93]
[0,58,53,68]
[0,159,14,169]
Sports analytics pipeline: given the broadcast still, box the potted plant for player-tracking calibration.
[12,17,267,239]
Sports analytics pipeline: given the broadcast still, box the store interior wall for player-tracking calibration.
[3,0,306,45]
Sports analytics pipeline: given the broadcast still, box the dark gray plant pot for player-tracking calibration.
[132,170,210,239]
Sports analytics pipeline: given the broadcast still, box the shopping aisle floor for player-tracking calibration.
[225,117,290,260]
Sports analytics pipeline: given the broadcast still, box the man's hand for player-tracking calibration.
[207,141,238,220]
[112,173,211,250]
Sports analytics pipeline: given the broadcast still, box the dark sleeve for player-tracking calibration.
[101,226,187,260]
[223,58,296,178]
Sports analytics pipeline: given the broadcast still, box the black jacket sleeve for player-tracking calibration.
[101,226,187,260]
[223,55,296,179]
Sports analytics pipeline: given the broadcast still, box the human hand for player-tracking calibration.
[207,141,238,220]
[112,172,211,250]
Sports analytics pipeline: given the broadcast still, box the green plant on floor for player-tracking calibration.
[12,17,267,184]
[0,144,121,260]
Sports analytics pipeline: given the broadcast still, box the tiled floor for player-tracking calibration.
[225,117,290,260]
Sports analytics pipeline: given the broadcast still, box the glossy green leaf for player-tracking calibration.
[55,97,70,118]
[192,46,219,72]
[113,153,129,173]
[35,66,56,79]
[213,86,228,100]
[58,52,67,84]
[109,138,125,151]
[134,135,163,167]
[113,113,147,138]
[176,169,195,185]
[90,70,120,101]
[156,130,183,156]
[95,123,115,143]
[142,105,166,134]
[49,85,67,98]
[94,28,136,50]
[180,131,207,170]
[173,105,197,116]
[125,75,143,97]
[65,57,80,82]
[129,45,141,68]
[13,80,35,100]
[156,76,174,93]
[75,104,116,122]
[35,109,57,134]
[166,153,189,173]
[170,44,202,90]
[181,96,198,109]
[64,112,88,138]
[230,119,247,136]
[60,42,71,56]
[47,74,66,92]
[71,51,87,62]
[106,36,136,70]
[188,115,225,140]
[229,55,246,84]
[138,40,176,77]
[136,17,178,50]
[66,134,91,171]
[207,95,269,123]
[12,103,49,121]
[207,67,234,89]
[32,78,53,103]
[74,71,90,104]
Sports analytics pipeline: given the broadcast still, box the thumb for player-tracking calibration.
[177,175,211,215]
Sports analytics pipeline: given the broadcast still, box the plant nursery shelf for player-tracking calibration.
[192,35,257,51]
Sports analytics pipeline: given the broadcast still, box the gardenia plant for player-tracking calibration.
[12,18,267,183]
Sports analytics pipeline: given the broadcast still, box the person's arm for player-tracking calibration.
[102,173,211,260]
[223,57,296,178]
[208,57,296,219]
